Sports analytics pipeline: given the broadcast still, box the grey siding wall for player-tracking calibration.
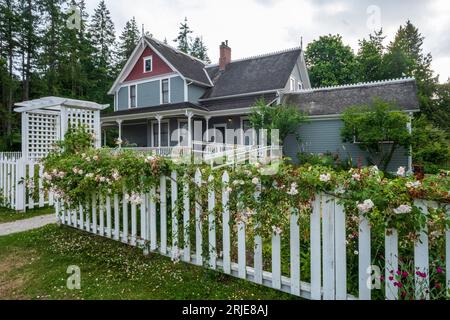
[117,86,129,110]
[137,81,160,107]
[170,76,185,103]
[284,119,409,172]
[188,84,206,103]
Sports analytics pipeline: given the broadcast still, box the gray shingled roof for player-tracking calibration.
[202,49,302,99]
[146,37,212,87]
[200,93,278,111]
[282,78,420,116]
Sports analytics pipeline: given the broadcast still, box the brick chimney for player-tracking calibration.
[219,40,231,71]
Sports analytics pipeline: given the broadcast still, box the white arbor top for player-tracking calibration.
[14,96,109,113]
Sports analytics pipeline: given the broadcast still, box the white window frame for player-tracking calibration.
[290,77,296,91]
[143,56,153,73]
[213,123,227,144]
[177,119,189,145]
[151,119,170,147]
[240,116,257,146]
[160,78,171,105]
[129,84,137,109]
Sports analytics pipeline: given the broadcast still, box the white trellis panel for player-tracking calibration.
[25,111,59,161]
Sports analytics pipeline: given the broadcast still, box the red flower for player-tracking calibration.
[435,283,441,290]
[437,266,443,274]
[389,276,394,281]
[401,291,407,298]
[402,271,409,278]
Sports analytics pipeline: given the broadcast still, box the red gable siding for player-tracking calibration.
[124,46,174,82]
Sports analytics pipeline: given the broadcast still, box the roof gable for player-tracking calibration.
[202,48,302,99]
[124,46,174,82]
[145,37,212,87]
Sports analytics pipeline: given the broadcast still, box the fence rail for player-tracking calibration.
[0,155,52,210]
[56,170,449,300]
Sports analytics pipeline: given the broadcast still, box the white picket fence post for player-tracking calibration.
[222,171,231,275]
[194,169,203,266]
[359,212,371,300]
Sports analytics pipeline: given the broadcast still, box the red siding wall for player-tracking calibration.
[124,46,174,82]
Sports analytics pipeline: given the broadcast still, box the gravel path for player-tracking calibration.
[0,214,56,236]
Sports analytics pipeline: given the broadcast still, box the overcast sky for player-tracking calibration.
[86,0,450,83]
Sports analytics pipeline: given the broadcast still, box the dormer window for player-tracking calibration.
[298,81,303,91]
[290,77,296,91]
[144,56,153,73]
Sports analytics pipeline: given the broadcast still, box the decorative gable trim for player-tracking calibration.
[108,37,146,95]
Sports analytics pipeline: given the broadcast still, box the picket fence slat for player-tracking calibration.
[254,185,263,285]
[183,176,190,262]
[92,195,97,234]
[131,203,137,246]
[195,169,203,266]
[150,188,157,251]
[38,165,44,207]
[359,213,371,300]
[290,211,300,296]
[272,233,281,290]
[171,171,179,259]
[79,204,84,231]
[114,194,119,240]
[99,195,105,236]
[28,164,34,209]
[238,220,246,279]
[322,195,335,300]
[414,200,430,300]
[208,175,216,269]
[122,192,128,242]
[85,201,90,232]
[106,196,112,238]
[385,229,399,300]
[160,176,167,255]
[310,195,322,300]
[222,172,231,275]
[335,203,347,300]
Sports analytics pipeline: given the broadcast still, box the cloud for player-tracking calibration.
[86,0,450,83]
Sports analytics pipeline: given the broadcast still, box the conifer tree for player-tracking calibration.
[174,17,192,53]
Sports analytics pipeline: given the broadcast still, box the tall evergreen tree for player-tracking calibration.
[117,16,140,69]
[39,0,67,95]
[87,0,116,103]
[305,34,359,87]
[173,17,192,53]
[17,0,40,101]
[190,36,210,63]
[384,20,438,119]
[0,0,19,142]
[357,29,385,82]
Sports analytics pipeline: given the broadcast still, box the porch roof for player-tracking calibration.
[14,96,109,113]
[101,102,209,123]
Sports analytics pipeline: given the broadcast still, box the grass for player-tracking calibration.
[0,206,55,224]
[0,225,299,300]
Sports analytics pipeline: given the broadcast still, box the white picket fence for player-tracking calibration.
[0,154,52,210]
[56,169,450,300]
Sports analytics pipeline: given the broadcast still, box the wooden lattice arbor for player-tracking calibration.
[14,97,109,160]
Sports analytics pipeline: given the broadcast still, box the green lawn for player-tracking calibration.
[0,206,55,224]
[0,225,298,300]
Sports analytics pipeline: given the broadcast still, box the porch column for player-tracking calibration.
[186,112,194,149]
[156,115,163,148]
[116,119,123,148]
[103,129,107,147]
[204,115,212,143]
[407,112,413,174]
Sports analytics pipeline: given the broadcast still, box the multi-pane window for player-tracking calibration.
[153,122,169,147]
[242,119,254,146]
[130,85,136,108]
[161,79,169,104]
[144,56,152,73]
